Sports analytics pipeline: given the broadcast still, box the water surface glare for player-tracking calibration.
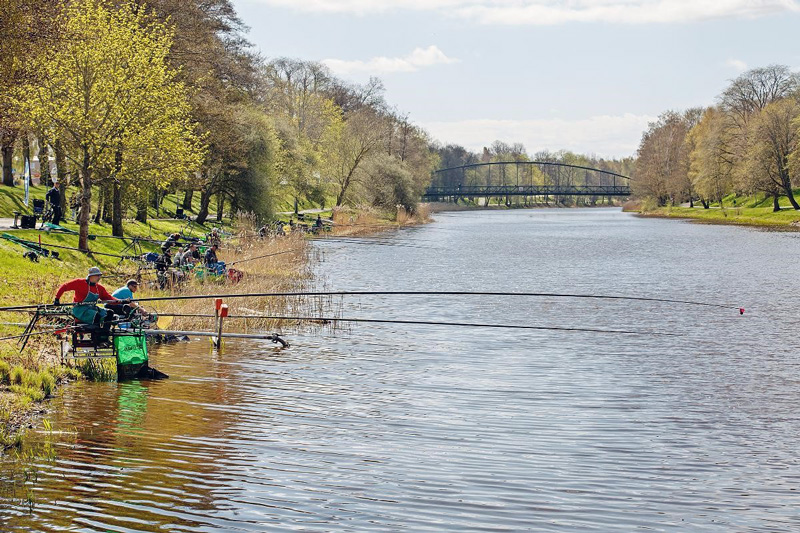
[3,208,800,531]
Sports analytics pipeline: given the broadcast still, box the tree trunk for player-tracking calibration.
[182,189,193,211]
[196,184,213,224]
[78,149,92,251]
[150,187,162,218]
[1,137,14,186]
[783,180,800,210]
[216,192,224,222]
[102,181,113,223]
[112,181,124,237]
[773,193,781,212]
[93,185,104,224]
[701,198,709,209]
[38,138,51,186]
[136,192,148,223]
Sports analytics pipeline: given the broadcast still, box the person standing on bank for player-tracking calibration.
[45,183,62,225]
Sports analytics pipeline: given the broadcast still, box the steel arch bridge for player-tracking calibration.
[423,161,631,203]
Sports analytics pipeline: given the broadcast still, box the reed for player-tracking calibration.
[147,231,314,333]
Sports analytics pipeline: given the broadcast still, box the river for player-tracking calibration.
[2,208,800,531]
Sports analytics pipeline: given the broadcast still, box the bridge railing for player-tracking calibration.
[422,184,631,199]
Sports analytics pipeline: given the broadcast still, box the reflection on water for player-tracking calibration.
[3,208,800,531]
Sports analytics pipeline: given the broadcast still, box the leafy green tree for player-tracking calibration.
[688,107,735,207]
[15,0,204,245]
[745,98,800,210]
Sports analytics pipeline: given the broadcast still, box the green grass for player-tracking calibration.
[641,191,800,228]
[274,188,337,214]
[0,183,229,220]
[0,345,81,449]
[0,216,233,303]
[0,208,235,449]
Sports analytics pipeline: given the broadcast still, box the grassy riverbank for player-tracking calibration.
[628,194,800,229]
[0,216,236,448]
[0,203,428,449]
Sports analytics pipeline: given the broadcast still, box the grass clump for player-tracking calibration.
[9,385,45,403]
[0,360,10,384]
[10,365,24,385]
[75,359,116,382]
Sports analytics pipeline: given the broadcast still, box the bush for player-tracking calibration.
[10,365,24,385]
[22,371,42,391]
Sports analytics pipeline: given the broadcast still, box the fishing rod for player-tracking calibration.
[88,234,162,244]
[228,249,299,266]
[123,290,743,311]
[153,313,672,336]
[29,240,140,260]
[0,291,745,314]
[0,324,80,343]
[313,238,430,248]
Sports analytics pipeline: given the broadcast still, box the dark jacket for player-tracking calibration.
[45,187,60,206]
[161,236,179,254]
[155,253,171,272]
[204,248,218,266]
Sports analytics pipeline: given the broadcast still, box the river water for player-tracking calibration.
[3,208,800,532]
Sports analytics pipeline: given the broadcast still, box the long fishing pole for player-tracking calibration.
[29,240,140,260]
[153,313,672,336]
[0,324,79,343]
[0,291,745,314]
[228,249,299,266]
[124,290,742,311]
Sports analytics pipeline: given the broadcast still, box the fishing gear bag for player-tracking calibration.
[114,334,148,380]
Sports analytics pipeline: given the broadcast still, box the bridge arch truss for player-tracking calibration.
[424,161,631,203]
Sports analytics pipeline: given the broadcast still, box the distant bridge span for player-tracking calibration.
[423,161,631,202]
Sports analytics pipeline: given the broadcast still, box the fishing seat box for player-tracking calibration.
[20,215,36,229]
[71,324,109,347]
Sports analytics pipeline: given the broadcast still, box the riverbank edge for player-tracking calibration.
[626,205,800,231]
[426,201,624,214]
[0,206,431,451]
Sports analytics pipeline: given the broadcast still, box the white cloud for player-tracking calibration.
[323,46,459,75]
[422,113,655,158]
[247,0,800,24]
[726,58,748,72]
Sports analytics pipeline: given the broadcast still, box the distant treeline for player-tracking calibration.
[633,64,800,211]
[0,0,437,248]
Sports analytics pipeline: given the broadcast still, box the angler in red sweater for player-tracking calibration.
[54,266,119,325]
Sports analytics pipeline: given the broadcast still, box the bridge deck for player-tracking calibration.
[423,184,631,199]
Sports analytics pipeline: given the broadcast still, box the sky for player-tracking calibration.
[232,0,800,159]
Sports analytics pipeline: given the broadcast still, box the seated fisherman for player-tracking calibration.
[155,250,172,289]
[107,279,149,320]
[54,267,119,328]
[185,243,201,265]
[204,243,226,275]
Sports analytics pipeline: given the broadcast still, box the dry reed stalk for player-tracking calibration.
[140,231,318,333]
